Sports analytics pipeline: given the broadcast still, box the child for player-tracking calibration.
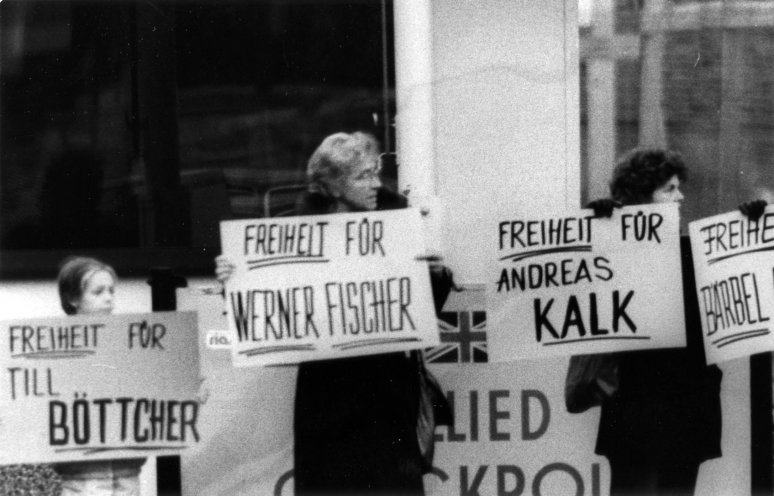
[54,256,145,496]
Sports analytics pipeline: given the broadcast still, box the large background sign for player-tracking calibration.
[487,203,685,362]
[0,312,200,464]
[179,284,749,496]
[220,208,439,366]
[179,286,609,496]
[179,287,296,496]
[425,287,610,496]
[689,207,774,364]
[426,360,608,496]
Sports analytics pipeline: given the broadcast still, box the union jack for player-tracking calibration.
[425,311,488,363]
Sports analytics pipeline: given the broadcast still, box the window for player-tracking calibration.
[580,0,774,223]
[0,0,395,277]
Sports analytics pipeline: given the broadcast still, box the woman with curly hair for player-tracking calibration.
[590,148,722,496]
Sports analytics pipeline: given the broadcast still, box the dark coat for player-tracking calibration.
[595,237,723,465]
[293,188,443,495]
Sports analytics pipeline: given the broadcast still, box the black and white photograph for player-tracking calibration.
[0,0,771,495]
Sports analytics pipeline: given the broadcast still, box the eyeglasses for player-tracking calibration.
[352,154,387,181]
[353,165,383,181]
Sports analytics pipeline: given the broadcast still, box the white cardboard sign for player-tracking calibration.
[0,311,201,464]
[689,207,774,364]
[219,208,439,367]
[488,204,685,361]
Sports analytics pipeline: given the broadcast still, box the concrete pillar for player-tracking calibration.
[639,0,667,148]
[394,0,580,281]
[586,0,616,202]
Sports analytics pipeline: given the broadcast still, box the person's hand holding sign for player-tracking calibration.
[586,198,622,218]
[215,254,236,285]
[738,199,767,221]
[415,253,461,315]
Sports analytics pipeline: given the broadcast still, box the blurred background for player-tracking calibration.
[579,0,774,229]
[0,0,397,276]
[3,0,773,275]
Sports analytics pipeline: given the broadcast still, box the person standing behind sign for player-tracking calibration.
[586,149,723,496]
[53,256,146,496]
[216,131,454,495]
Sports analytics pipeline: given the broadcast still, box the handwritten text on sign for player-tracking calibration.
[689,207,774,364]
[0,312,201,465]
[487,204,685,361]
[220,209,439,366]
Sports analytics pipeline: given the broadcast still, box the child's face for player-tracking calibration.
[75,270,115,315]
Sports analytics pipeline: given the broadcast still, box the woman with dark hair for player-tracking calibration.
[216,131,453,495]
[610,149,687,206]
[590,148,723,496]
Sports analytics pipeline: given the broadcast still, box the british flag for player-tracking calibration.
[425,310,488,363]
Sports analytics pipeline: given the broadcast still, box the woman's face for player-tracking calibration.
[650,175,684,205]
[335,157,382,212]
[74,270,115,315]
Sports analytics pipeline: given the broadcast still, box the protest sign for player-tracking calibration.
[0,311,201,465]
[488,204,685,361]
[689,207,774,364]
[219,208,439,367]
